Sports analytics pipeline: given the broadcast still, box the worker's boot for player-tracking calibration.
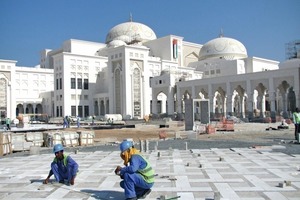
[137,189,151,199]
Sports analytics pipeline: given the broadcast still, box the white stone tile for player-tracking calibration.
[175,176,191,189]
[264,192,288,200]
[177,192,194,199]
[214,183,240,200]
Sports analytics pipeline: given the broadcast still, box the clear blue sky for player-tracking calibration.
[0,0,299,67]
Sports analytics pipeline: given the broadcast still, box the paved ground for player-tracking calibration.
[1,122,300,200]
[0,147,300,200]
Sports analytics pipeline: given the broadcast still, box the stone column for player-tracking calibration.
[176,87,182,116]
[98,98,100,116]
[192,86,196,99]
[184,98,193,131]
[208,84,214,119]
[246,80,253,120]
[261,94,266,118]
[224,95,227,115]
[247,93,254,120]
[167,87,175,116]
[241,95,245,118]
[101,98,104,115]
[269,91,276,120]
[152,99,158,115]
[221,96,225,116]
[23,103,27,113]
[268,78,276,121]
[282,91,288,118]
[33,104,36,114]
[161,97,166,114]
[226,95,233,117]
[226,82,232,117]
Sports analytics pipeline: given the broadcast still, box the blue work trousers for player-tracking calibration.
[51,162,74,182]
[120,173,153,198]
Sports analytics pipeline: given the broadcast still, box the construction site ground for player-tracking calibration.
[1,122,300,200]
[5,121,299,156]
[72,122,296,145]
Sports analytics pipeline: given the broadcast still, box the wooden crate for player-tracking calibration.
[0,143,12,156]
[0,133,12,156]
[0,132,12,144]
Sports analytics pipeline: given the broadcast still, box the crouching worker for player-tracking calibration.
[43,144,79,185]
[115,140,154,200]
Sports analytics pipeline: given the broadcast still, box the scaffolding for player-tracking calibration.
[285,40,300,60]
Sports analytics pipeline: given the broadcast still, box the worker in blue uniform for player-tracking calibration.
[115,140,155,200]
[43,144,79,185]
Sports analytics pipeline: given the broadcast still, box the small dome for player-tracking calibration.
[160,69,170,75]
[114,35,131,43]
[107,40,126,47]
[105,21,157,45]
[199,37,247,60]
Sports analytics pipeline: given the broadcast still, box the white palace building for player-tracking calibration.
[1,20,300,123]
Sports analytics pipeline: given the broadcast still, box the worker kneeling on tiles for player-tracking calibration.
[115,140,154,200]
[43,144,79,185]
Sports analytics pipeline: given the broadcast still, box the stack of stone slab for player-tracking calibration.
[10,130,95,152]
[78,131,95,146]
[43,131,63,147]
[0,132,12,156]
[193,122,206,134]
[11,132,44,152]
[43,131,80,147]
[62,131,79,147]
[25,132,44,146]
[11,133,32,152]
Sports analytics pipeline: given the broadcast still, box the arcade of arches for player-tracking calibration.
[152,74,298,121]
[16,103,43,116]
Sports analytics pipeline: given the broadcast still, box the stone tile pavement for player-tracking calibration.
[0,147,300,200]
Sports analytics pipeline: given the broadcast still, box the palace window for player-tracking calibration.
[77,78,82,89]
[71,78,76,89]
[84,79,89,90]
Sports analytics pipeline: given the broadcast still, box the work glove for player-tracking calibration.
[70,176,75,185]
[43,178,49,184]
[114,166,122,175]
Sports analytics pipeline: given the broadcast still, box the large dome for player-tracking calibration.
[199,37,247,60]
[105,21,157,45]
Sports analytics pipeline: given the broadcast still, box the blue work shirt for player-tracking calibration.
[51,155,79,181]
[120,154,147,175]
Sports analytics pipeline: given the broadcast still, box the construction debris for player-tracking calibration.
[215,117,234,131]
